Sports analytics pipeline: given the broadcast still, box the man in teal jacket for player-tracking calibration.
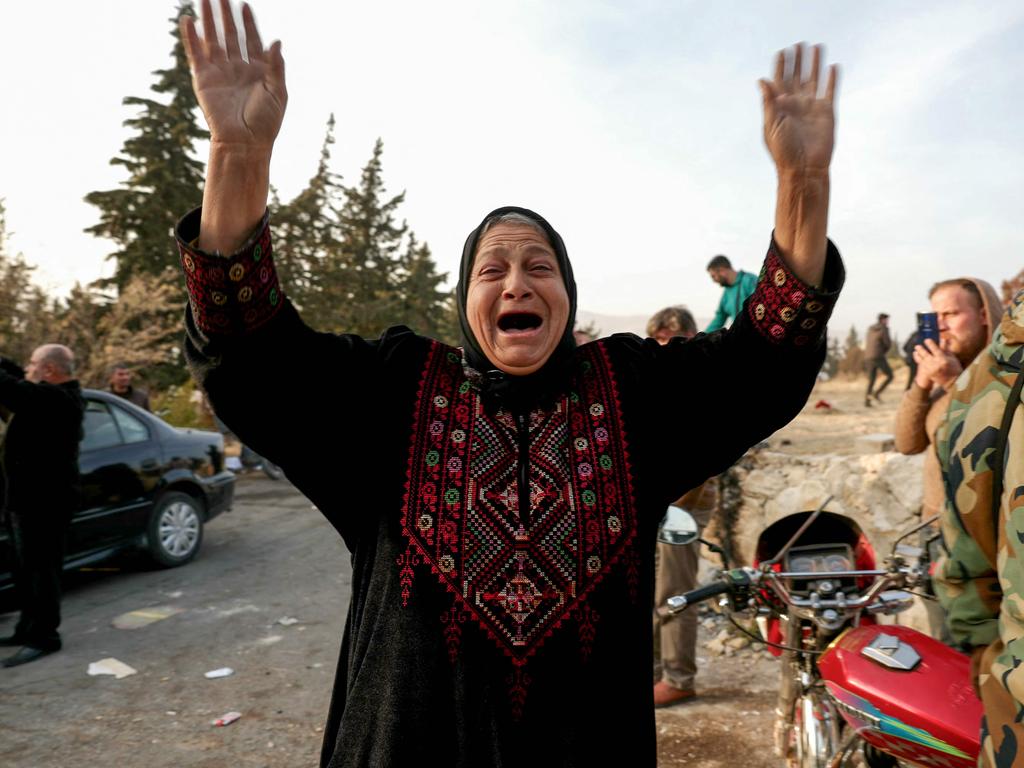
[706,255,759,332]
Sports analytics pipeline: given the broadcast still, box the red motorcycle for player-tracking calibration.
[659,500,982,768]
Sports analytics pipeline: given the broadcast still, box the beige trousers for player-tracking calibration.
[653,504,713,690]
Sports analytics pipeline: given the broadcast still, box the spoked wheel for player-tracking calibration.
[788,690,840,768]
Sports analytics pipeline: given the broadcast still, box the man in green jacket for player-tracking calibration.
[935,289,1024,767]
[706,255,759,332]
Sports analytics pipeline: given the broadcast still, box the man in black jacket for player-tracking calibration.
[0,345,85,667]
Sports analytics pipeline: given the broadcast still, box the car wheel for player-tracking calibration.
[147,491,204,567]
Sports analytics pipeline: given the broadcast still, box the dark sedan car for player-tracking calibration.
[0,389,235,593]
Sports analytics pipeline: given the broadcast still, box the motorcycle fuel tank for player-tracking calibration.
[818,624,980,768]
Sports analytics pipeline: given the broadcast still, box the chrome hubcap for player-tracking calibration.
[158,502,200,557]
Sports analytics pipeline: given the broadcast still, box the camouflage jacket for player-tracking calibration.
[935,290,1024,765]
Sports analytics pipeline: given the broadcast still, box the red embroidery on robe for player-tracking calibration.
[398,342,638,714]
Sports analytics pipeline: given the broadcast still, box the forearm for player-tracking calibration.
[773,171,829,287]
[198,142,273,254]
[706,307,727,333]
[892,386,931,454]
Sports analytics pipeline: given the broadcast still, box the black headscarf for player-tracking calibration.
[455,206,578,410]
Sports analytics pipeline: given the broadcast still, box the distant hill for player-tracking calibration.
[576,309,714,339]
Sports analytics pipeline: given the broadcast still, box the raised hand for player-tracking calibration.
[913,339,963,391]
[181,0,287,149]
[759,44,837,176]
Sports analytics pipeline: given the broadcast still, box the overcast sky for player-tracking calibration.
[2,0,1022,340]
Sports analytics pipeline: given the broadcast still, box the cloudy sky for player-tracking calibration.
[2,0,1022,340]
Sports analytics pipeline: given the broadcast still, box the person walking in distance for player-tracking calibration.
[863,312,892,406]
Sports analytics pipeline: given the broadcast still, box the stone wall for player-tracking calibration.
[698,445,934,633]
[719,447,925,566]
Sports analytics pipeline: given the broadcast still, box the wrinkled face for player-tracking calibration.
[111,368,132,391]
[708,267,731,287]
[25,350,50,384]
[466,223,570,376]
[25,352,43,383]
[930,285,987,364]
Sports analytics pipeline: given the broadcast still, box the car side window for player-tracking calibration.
[111,405,150,444]
[80,400,123,452]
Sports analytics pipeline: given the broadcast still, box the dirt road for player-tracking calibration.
[0,476,787,767]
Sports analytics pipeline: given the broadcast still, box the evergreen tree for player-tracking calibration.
[85,2,207,292]
[271,115,345,319]
[331,138,408,336]
[839,325,865,377]
[271,135,456,340]
[393,234,457,343]
[823,334,841,377]
[0,199,59,364]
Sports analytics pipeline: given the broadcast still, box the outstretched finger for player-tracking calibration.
[773,49,784,90]
[219,0,242,60]
[758,79,777,120]
[809,45,821,95]
[790,43,803,91]
[825,64,838,105]
[180,15,206,70]
[242,3,263,61]
[267,39,287,99]
[200,0,225,61]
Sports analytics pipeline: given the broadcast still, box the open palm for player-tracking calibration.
[181,0,286,148]
[760,45,837,174]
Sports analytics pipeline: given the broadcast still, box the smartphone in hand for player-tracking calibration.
[917,312,940,345]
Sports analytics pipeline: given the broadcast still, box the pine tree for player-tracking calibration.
[331,138,408,336]
[271,115,346,319]
[823,334,841,377]
[393,234,457,343]
[0,199,59,364]
[84,2,207,292]
[839,325,865,377]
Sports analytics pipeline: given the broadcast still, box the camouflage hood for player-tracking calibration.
[992,289,1024,370]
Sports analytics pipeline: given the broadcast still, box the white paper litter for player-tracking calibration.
[204,667,235,679]
[87,658,138,679]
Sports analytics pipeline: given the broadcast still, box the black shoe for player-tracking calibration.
[865,398,873,408]
[2,645,57,667]
[0,635,27,647]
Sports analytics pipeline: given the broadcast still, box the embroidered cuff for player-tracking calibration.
[176,207,283,336]
[747,238,843,347]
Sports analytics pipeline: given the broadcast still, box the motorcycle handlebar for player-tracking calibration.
[660,564,922,621]
[668,581,732,613]
[659,568,758,618]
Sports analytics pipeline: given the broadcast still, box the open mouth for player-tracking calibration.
[497,312,543,333]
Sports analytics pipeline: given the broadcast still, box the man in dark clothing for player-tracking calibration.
[902,330,920,390]
[0,345,85,667]
[864,312,893,406]
[108,363,151,411]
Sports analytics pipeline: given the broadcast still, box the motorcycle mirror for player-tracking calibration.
[891,514,940,553]
[658,505,699,546]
